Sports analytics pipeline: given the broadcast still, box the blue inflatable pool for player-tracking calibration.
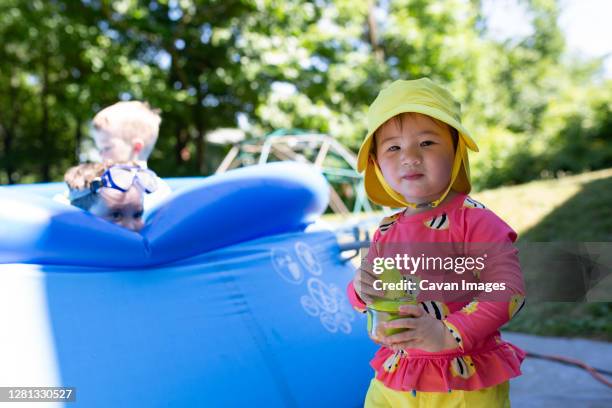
[0,162,376,407]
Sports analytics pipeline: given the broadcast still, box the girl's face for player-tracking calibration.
[375,113,455,204]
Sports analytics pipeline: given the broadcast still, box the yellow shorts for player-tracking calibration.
[364,378,510,408]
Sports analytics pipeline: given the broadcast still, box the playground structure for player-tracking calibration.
[214,129,374,215]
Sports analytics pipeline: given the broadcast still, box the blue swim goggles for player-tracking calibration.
[69,165,159,202]
[91,165,159,194]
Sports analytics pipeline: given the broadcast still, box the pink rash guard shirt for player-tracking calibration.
[347,193,526,392]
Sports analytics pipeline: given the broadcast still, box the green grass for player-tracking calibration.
[472,168,612,340]
[326,168,612,340]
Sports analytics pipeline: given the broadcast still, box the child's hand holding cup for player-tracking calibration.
[362,269,417,344]
[367,299,418,342]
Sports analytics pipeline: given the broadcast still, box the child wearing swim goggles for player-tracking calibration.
[347,78,526,406]
[64,162,158,232]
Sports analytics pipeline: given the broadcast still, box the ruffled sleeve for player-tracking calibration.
[442,207,526,352]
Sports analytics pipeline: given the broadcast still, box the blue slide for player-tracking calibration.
[0,162,376,407]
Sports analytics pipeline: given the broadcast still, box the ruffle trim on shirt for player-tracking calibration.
[370,341,526,392]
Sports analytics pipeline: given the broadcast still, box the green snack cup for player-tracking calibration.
[366,299,417,338]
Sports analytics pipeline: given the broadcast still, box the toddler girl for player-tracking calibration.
[348,78,525,407]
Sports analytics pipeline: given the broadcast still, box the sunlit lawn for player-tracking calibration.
[472,167,612,241]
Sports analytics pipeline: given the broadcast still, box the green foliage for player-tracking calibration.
[0,0,610,187]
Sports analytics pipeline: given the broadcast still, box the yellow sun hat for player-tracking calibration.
[357,78,479,208]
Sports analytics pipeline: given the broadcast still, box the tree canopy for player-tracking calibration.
[1,0,610,188]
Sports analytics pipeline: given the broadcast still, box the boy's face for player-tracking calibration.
[94,131,136,162]
[375,113,455,204]
[89,185,145,232]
